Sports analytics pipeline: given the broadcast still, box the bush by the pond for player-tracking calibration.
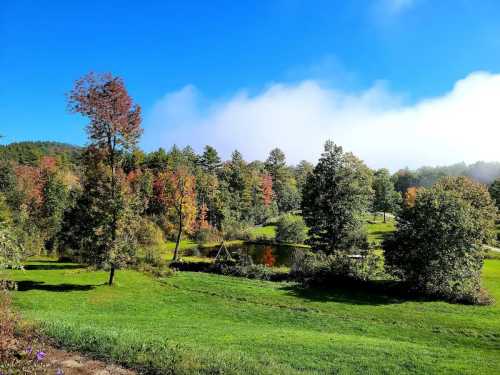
[221,218,252,241]
[194,227,221,244]
[170,260,289,282]
[276,214,307,244]
[290,250,383,286]
[213,262,288,281]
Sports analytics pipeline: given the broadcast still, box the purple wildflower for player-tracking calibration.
[25,346,33,354]
[36,350,46,361]
[56,369,64,375]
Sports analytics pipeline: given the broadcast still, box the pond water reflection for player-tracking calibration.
[199,243,305,267]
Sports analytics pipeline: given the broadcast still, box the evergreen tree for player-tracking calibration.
[489,178,500,210]
[200,145,222,174]
[301,141,373,254]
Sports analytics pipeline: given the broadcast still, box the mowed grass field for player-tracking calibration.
[7,219,500,374]
[8,256,500,374]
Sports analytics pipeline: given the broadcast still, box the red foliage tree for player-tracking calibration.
[261,173,274,207]
[39,156,58,172]
[68,72,142,285]
[14,165,43,208]
[260,246,276,267]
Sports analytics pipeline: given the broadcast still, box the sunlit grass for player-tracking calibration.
[8,258,500,374]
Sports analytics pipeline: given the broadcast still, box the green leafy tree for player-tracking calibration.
[294,160,314,195]
[276,214,307,244]
[301,141,373,254]
[372,168,401,222]
[383,183,495,303]
[435,176,497,244]
[0,226,23,271]
[39,168,69,251]
[0,193,23,270]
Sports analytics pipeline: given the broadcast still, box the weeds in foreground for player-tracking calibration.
[0,288,53,374]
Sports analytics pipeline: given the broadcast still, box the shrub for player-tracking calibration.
[383,183,495,304]
[275,214,307,244]
[253,233,274,242]
[170,260,289,281]
[141,245,165,267]
[290,250,383,286]
[182,247,201,257]
[136,219,164,246]
[215,263,277,281]
[194,227,221,244]
[221,218,252,241]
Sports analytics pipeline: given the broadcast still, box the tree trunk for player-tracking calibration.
[108,266,115,286]
[108,136,118,286]
[383,211,386,223]
[173,214,183,262]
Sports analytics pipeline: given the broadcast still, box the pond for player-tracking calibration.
[196,242,306,267]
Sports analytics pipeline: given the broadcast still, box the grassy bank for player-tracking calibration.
[7,258,500,374]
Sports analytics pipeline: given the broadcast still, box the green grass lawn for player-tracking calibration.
[366,216,396,247]
[250,225,277,238]
[249,218,395,248]
[8,258,500,374]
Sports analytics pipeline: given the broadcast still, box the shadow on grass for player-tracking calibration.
[369,230,392,237]
[282,280,439,306]
[24,263,84,271]
[16,280,99,292]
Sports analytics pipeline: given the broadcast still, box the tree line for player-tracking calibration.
[1,72,499,303]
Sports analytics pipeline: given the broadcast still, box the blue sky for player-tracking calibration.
[2,0,500,168]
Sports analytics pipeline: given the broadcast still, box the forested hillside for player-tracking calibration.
[0,141,81,167]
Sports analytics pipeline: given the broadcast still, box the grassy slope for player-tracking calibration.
[9,258,500,374]
[250,225,277,238]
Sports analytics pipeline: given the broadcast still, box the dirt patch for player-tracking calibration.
[41,344,137,375]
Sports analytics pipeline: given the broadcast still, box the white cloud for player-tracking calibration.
[143,71,500,171]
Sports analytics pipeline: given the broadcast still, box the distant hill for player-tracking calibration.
[394,161,500,192]
[0,141,82,166]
